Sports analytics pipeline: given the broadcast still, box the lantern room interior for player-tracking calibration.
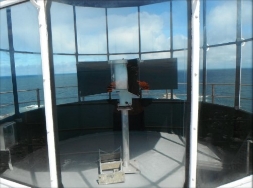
[0,0,252,187]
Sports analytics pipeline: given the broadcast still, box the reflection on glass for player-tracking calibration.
[0,8,9,50]
[11,2,40,52]
[76,7,107,54]
[140,2,170,52]
[206,0,236,45]
[51,2,75,53]
[108,7,138,53]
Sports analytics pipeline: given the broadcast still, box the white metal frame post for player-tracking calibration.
[189,0,200,187]
[0,0,28,8]
[32,0,59,187]
[121,109,130,167]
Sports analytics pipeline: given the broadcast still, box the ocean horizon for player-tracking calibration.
[0,68,252,117]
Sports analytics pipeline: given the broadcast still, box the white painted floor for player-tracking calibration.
[1,131,222,188]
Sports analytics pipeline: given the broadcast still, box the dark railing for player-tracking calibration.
[0,83,252,116]
[176,83,252,104]
[0,86,78,116]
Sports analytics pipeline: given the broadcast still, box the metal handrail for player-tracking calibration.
[0,83,252,112]
[0,86,78,109]
[177,83,253,102]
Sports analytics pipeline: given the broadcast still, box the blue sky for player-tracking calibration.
[0,0,252,76]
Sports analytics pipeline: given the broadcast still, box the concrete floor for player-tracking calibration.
[1,131,222,188]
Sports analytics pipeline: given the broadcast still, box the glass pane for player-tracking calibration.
[76,7,107,54]
[1,48,50,188]
[14,53,43,113]
[108,7,139,53]
[0,52,14,118]
[198,2,252,187]
[51,2,75,53]
[1,2,51,186]
[109,54,139,60]
[53,55,76,74]
[0,51,11,77]
[172,0,187,49]
[11,2,40,52]
[78,55,107,62]
[0,8,9,50]
[242,0,253,39]
[206,0,237,45]
[140,2,170,52]
[14,53,42,76]
[206,45,236,107]
[53,55,78,105]
[141,52,170,60]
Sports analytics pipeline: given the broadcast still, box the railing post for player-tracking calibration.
[211,84,215,103]
[78,91,81,102]
[36,88,40,108]
[247,140,253,175]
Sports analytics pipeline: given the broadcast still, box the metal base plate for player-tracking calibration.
[123,160,140,174]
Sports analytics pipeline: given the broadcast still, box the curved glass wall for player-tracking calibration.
[1,0,252,116]
[0,2,51,187]
[0,0,252,187]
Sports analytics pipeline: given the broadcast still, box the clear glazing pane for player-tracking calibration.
[172,50,187,100]
[14,53,43,113]
[11,2,40,52]
[141,52,170,60]
[140,2,170,52]
[0,8,9,50]
[172,0,187,49]
[51,2,75,53]
[78,55,107,62]
[109,54,139,60]
[242,0,253,39]
[53,55,78,104]
[206,0,237,45]
[108,7,139,53]
[206,45,236,107]
[0,52,14,118]
[76,7,107,54]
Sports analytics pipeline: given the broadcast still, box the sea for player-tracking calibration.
[0,68,252,118]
